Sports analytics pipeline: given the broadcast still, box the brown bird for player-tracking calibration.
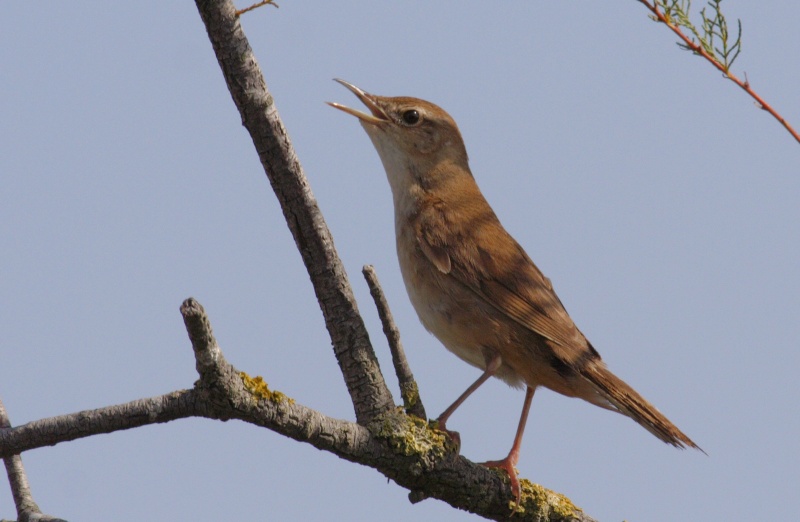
[329,79,700,499]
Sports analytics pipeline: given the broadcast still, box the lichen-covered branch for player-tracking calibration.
[1,299,596,521]
[194,0,395,424]
[178,300,596,521]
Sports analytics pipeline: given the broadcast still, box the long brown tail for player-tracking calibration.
[581,361,702,451]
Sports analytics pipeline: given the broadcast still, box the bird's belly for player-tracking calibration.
[397,244,525,388]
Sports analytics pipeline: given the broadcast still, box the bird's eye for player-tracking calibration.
[401,109,421,125]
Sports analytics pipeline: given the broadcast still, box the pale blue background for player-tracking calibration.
[2,2,798,521]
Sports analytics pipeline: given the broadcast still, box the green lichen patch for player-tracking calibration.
[239,371,294,405]
[512,479,582,520]
[400,380,421,410]
[374,408,449,461]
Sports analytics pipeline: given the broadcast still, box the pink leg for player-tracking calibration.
[435,355,503,447]
[481,385,536,502]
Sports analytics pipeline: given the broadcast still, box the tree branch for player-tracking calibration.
[194,0,395,425]
[2,299,596,521]
[0,392,199,458]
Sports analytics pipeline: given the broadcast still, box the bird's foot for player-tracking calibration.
[430,419,461,452]
[480,456,521,503]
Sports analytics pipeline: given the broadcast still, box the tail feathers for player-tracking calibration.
[581,362,703,452]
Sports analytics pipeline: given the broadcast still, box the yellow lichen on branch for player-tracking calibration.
[400,380,421,411]
[374,408,450,459]
[514,480,583,520]
[239,371,294,404]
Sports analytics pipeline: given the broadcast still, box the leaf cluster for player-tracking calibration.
[655,0,742,72]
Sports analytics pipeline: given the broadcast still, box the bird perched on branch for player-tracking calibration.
[329,79,700,500]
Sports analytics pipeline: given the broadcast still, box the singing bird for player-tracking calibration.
[328,79,700,499]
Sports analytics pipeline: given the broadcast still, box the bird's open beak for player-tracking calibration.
[327,79,389,125]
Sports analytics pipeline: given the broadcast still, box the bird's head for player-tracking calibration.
[328,79,470,185]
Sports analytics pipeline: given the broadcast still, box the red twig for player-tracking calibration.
[639,0,800,144]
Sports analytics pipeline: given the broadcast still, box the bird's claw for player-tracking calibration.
[480,457,521,504]
[431,420,461,452]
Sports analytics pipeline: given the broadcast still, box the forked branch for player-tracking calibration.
[1,298,597,521]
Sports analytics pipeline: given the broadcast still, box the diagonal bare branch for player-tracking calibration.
[194,0,395,425]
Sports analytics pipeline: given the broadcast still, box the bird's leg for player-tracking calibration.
[434,354,502,449]
[481,385,536,503]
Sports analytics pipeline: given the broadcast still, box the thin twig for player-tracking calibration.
[638,0,800,144]
[362,265,427,420]
[235,0,278,17]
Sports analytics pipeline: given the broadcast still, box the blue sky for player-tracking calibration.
[1,2,798,520]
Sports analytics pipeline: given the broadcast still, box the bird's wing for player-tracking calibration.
[417,217,589,357]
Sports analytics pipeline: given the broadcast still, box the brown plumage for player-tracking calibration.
[329,79,700,499]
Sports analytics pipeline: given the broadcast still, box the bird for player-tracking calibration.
[328,79,700,500]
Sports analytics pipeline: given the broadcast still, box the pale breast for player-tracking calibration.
[394,220,527,387]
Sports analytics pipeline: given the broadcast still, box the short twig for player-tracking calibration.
[181,298,224,378]
[362,265,427,419]
[0,399,67,522]
[235,0,278,17]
